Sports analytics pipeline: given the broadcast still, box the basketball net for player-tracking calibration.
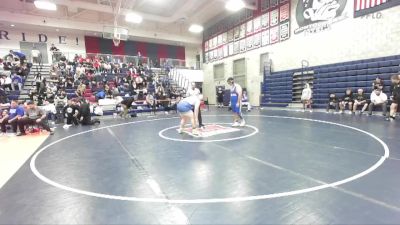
[113,33,121,47]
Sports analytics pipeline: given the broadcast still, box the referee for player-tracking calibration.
[187,82,205,128]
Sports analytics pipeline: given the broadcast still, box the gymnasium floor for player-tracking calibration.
[0,108,399,224]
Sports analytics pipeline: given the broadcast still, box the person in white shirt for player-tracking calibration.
[31,47,42,66]
[301,83,312,112]
[241,90,252,111]
[368,89,387,116]
[187,82,205,128]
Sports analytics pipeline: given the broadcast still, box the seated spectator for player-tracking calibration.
[387,74,400,121]
[368,89,387,116]
[1,74,12,91]
[0,100,24,136]
[300,83,312,112]
[352,88,368,114]
[242,89,252,112]
[339,88,353,113]
[11,74,23,91]
[326,93,339,112]
[17,101,54,136]
[372,76,384,91]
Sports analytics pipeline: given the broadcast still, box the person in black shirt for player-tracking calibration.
[63,100,80,127]
[78,99,100,125]
[352,88,368,114]
[216,87,224,108]
[327,93,339,112]
[119,97,135,118]
[387,74,400,121]
[339,88,353,113]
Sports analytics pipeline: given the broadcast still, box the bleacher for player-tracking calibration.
[261,54,400,108]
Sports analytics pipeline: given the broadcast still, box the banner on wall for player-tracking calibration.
[294,0,348,35]
[246,35,254,50]
[354,0,400,17]
[280,22,290,41]
[233,41,239,54]
[261,30,270,46]
[234,26,240,40]
[239,24,246,39]
[270,0,279,7]
[246,20,254,35]
[254,17,261,32]
[228,42,234,56]
[261,12,270,29]
[228,29,234,42]
[270,26,279,44]
[280,3,290,22]
[254,32,261,47]
[270,9,279,27]
[239,39,246,52]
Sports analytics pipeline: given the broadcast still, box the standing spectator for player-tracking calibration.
[301,83,312,112]
[387,74,400,121]
[17,101,54,136]
[0,100,25,136]
[326,93,339,113]
[34,73,43,93]
[368,89,387,116]
[339,88,353,113]
[31,46,42,67]
[352,88,368,114]
[216,87,224,108]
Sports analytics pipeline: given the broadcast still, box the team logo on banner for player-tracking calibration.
[295,0,348,35]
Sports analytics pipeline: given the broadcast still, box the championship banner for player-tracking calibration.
[246,19,254,35]
[270,0,279,8]
[222,32,228,44]
[204,41,209,51]
[234,26,240,40]
[228,42,234,56]
[239,39,246,52]
[246,35,254,50]
[261,12,270,29]
[279,3,290,22]
[253,16,261,32]
[270,9,279,27]
[228,29,234,42]
[280,22,290,41]
[270,26,279,44]
[223,44,228,58]
[253,32,261,47]
[261,30,270,46]
[233,41,240,54]
[239,24,246,39]
[354,0,400,17]
[217,34,223,46]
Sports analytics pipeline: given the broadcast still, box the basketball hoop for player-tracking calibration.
[112,33,121,47]
[113,37,121,47]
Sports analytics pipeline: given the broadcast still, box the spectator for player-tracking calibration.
[326,93,339,112]
[387,74,400,121]
[368,89,387,116]
[372,76,384,91]
[352,88,368,114]
[242,89,252,112]
[0,100,25,135]
[11,74,23,91]
[17,101,54,136]
[34,73,43,93]
[339,88,353,113]
[119,97,135,118]
[78,99,100,125]
[216,87,224,108]
[300,83,312,112]
[1,74,12,91]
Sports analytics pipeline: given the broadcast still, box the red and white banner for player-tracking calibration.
[355,0,387,11]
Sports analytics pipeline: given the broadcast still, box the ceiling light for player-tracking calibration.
[125,13,143,24]
[10,24,15,27]
[34,0,57,11]
[189,24,203,33]
[225,0,245,12]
